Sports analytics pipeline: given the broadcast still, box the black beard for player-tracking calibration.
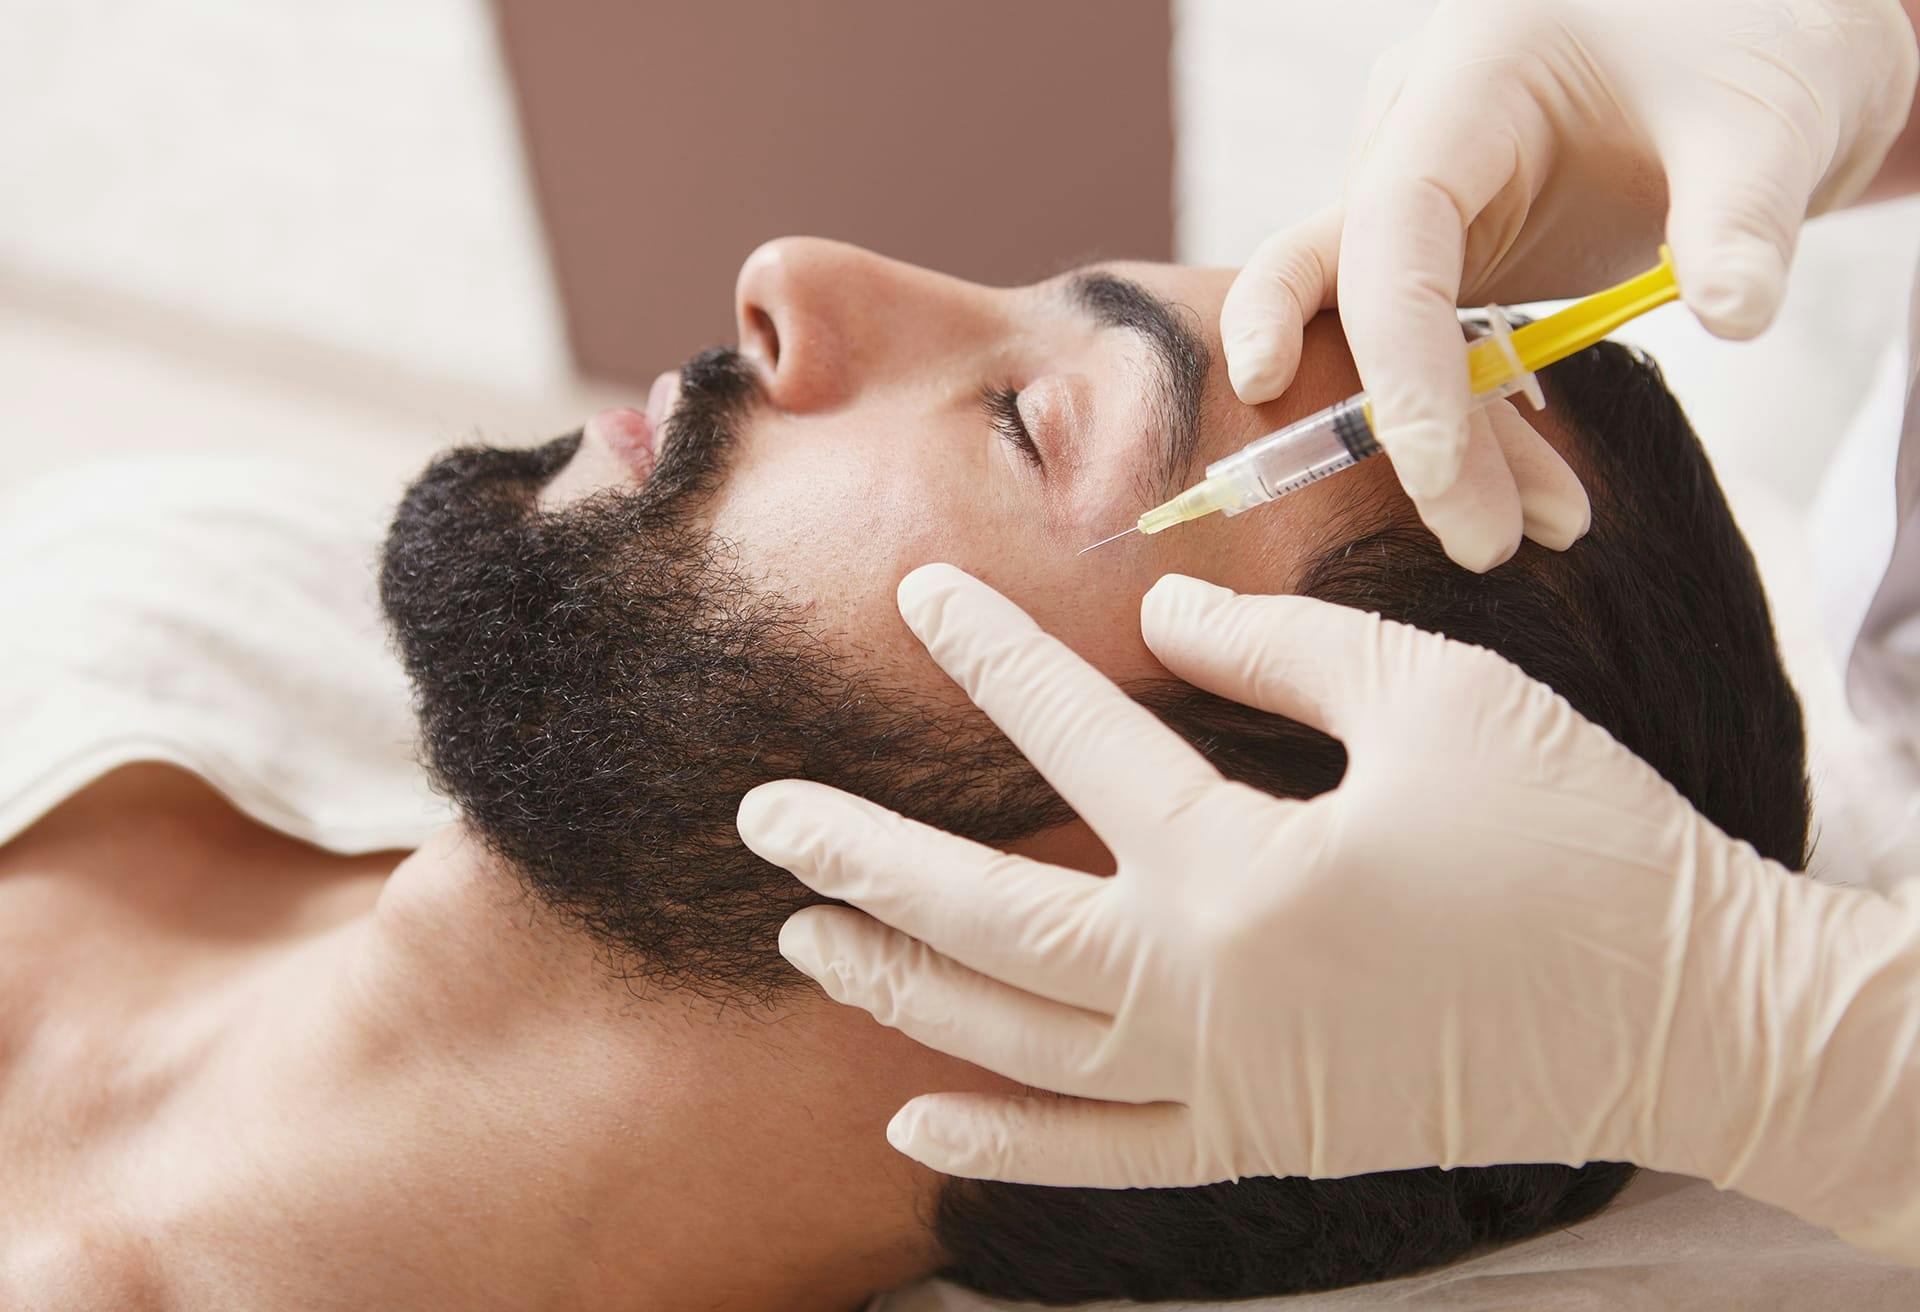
[378,348,1069,1002]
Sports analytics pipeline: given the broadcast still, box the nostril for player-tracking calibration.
[747,305,780,368]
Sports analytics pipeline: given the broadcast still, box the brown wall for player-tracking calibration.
[494,1,1174,386]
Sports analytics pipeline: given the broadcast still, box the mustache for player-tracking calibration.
[383,345,763,542]
[645,345,762,507]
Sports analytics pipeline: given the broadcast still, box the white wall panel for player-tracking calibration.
[0,1,567,392]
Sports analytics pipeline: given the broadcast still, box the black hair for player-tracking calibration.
[931,339,1811,1302]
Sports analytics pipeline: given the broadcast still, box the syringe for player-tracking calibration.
[1079,248,1680,555]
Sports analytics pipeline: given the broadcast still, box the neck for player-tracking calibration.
[173,826,948,1311]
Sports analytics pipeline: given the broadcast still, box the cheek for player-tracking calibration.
[704,416,1175,695]
[704,418,988,672]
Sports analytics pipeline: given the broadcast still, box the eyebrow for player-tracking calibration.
[1063,270,1210,495]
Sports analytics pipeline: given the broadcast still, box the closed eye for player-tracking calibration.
[981,384,1043,470]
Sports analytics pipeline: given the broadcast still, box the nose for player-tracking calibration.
[733,236,995,413]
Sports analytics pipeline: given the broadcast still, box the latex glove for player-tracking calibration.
[1220,0,1918,571]
[738,564,1920,1265]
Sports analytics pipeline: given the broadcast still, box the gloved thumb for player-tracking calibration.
[1142,574,1531,749]
[888,1092,1215,1187]
[1140,575,1384,739]
[1220,206,1343,403]
[1659,122,1809,340]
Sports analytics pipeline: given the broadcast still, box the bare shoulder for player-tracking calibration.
[0,762,397,979]
[4,762,335,865]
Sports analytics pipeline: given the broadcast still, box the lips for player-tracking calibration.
[584,405,657,482]
[646,371,678,432]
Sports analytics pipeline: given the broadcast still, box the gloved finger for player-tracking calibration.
[739,780,1119,1011]
[1482,398,1590,551]
[896,564,1224,847]
[1220,205,1342,404]
[1139,575,1384,739]
[1337,193,1473,520]
[1218,33,1416,411]
[1337,63,1552,535]
[1214,30,1414,409]
[1657,108,1813,340]
[780,906,1157,1099]
[1145,577,1538,755]
[1348,35,1414,168]
[1409,402,1525,572]
[888,1092,1218,1187]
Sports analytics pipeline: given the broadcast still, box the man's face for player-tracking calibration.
[544,238,1375,705]
[381,240,1407,997]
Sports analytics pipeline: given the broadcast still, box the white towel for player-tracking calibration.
[0,454,450,852]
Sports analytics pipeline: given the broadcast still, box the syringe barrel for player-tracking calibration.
[1205,394,1377,515]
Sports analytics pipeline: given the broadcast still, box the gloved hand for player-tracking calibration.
[738,564,1920,1265]
[1220,0,1918,571]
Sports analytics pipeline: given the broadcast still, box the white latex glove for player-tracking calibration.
[1220,0,1918,571]
[738,564,1920,1265]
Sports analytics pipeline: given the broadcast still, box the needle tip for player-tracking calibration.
[1077,526,1140,556]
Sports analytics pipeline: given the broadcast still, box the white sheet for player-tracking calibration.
[0,454,450,853]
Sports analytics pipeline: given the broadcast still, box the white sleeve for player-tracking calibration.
[1818,253,1920,749]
